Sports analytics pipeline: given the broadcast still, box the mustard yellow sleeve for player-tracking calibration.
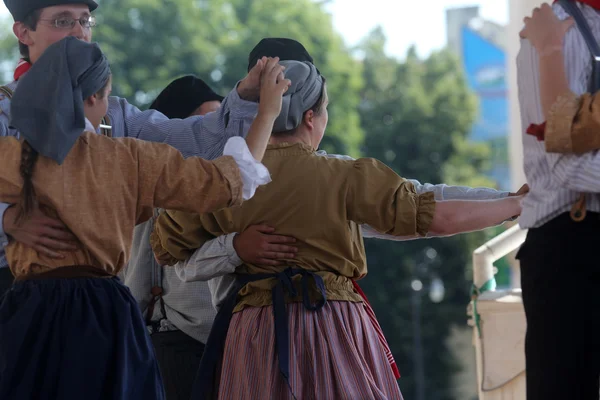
[121,138,243,224]
[150,210,216,266]
[345,158,436,237]
[545,91,600,154]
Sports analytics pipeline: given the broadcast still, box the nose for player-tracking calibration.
[70,20,86,40]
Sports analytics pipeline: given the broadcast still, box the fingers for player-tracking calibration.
[36,235,78,251]
[256,258,284,266]
[262,57,281,77]
[250,56,267,75]
[41,227,77,243]
[32,243,64,259]
[252,225,276,234]
[265,65,286,86]
[261,251,296,260]
[265,235,296,244]
[519,28,527,39]
[39,216,69,230]
[264,243,297,253]
[563,17,574,31]
[277,79,292,93]
[37,224,78,247]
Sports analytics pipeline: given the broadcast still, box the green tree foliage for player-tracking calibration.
[0,4,504,397]
[93,0,363,155]
[357,27,494,400]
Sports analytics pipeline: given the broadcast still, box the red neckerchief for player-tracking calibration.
[528,1,600,140]
[14,58,31,81]
[527,122,547,141]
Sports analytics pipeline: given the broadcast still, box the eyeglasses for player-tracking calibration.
[39,16,97,29]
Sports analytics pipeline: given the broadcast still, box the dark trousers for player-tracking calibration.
[151,330,205,400]
[0,267,13,297]
[517,213,600,400]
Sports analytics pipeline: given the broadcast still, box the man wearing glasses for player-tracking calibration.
[0,0,263,295]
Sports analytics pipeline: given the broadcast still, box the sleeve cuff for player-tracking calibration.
[149,225,180,266]
[225,83,259,120]
[545,91,579,153]
[416,192,436,236]
[223,137,271,201]
[224,233,243,267]
[212,155,244,207]
[0,203,11,247]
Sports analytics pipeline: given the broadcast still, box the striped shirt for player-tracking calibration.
[0,78,257,269]
[119,212,221,343]
[518,2,600,228]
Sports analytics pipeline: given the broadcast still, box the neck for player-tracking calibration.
[269,130,314,149]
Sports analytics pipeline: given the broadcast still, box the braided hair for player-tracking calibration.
[14,140,39,225]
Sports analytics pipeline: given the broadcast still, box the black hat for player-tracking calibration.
[4,0,98,21]
[247,38,314,72]
[149,75,224,119]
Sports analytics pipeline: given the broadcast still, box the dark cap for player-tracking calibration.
[247,38,314,72]
[149,75,224,119]
[4,0,98,21]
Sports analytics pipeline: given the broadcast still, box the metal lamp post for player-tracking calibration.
[411,247,445,400]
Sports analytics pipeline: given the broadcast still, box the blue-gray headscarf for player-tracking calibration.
[272,61,324,133]
[10,36,111,164]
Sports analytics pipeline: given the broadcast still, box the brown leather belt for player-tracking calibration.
[14,265,113,281]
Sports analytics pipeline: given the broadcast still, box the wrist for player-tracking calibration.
[236,82,259,102]
[512,196,523,212]
[537,40,563,57]
[256,107,279,123]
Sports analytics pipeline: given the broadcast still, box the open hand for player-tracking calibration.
[3,206,77,258]
[233,224,297,266]
[258,57,292,120]
[520,3,574,52]
[237,57,265,101]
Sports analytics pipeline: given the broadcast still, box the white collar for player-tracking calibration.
[84,118,95,133]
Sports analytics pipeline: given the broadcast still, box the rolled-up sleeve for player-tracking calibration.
[150,210,216,266]
[545,91,600,154]
[345,158,436,237]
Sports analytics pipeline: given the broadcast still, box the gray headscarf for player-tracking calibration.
[10,36,111,164]
[272,60,324,133]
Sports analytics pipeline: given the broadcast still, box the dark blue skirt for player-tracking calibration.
[0,276,165,400]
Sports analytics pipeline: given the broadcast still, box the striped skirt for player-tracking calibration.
[217,301,404,400]
[0,276,165,400]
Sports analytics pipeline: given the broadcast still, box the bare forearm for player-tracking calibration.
[245,113,275,162]
[429,197,521,235]
[539,48,570,119]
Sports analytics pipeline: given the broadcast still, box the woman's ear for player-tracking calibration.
[84,93,98,107]
[303,110,314,130]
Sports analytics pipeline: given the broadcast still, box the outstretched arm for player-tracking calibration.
[346,158,522,238]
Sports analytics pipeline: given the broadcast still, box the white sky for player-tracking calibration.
[0,0,509,58]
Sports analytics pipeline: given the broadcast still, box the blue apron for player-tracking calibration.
[191,267,327,399]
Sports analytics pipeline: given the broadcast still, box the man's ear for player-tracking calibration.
[13,22,34,47]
